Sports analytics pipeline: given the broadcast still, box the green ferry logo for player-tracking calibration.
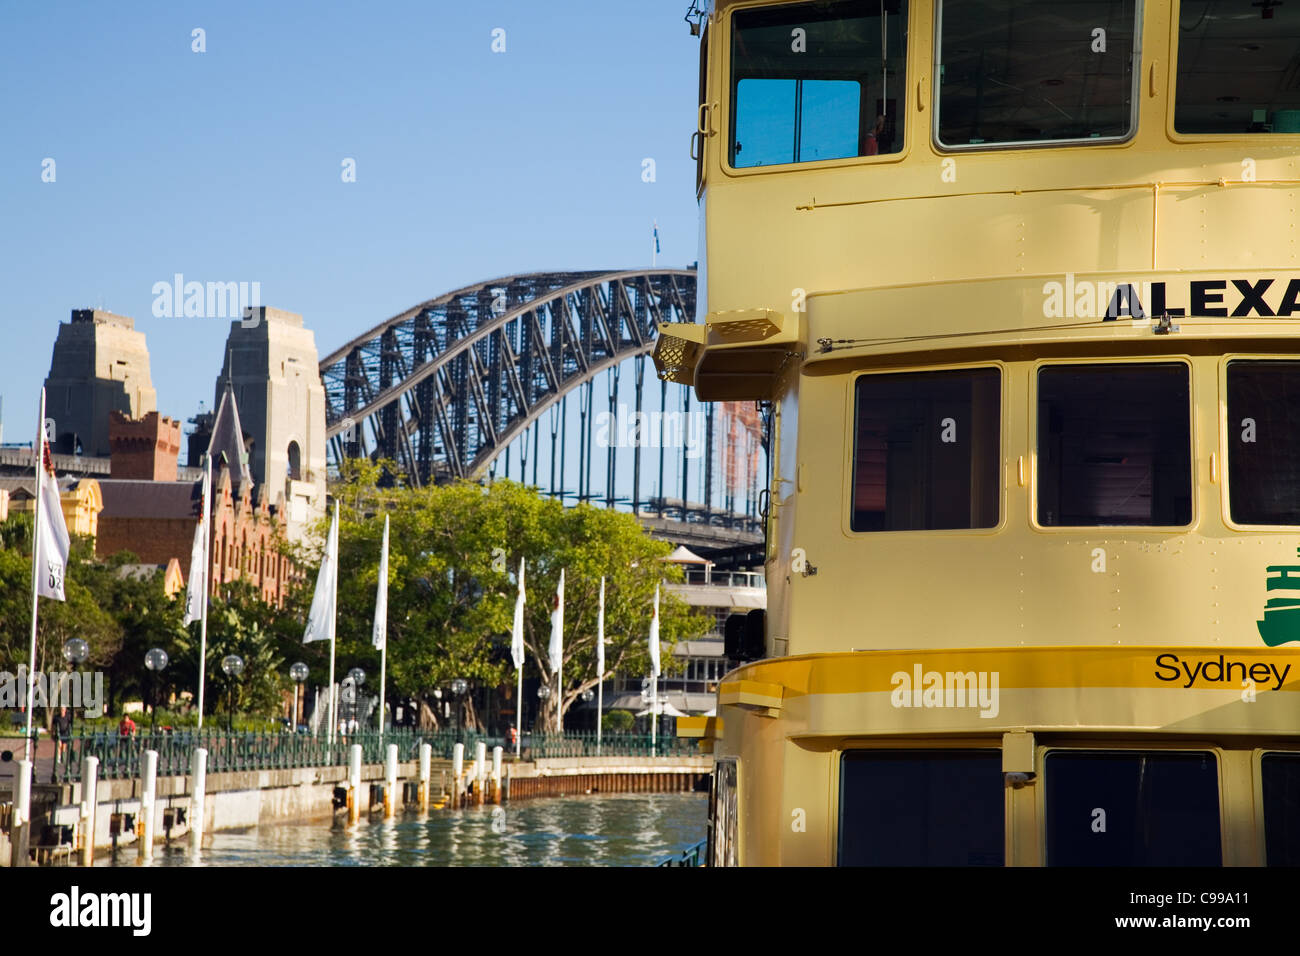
[1257,555,1300,646]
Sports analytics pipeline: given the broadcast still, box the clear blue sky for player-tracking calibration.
[0,1,702,462]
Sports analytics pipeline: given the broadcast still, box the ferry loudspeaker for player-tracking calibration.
[725,610,766,664]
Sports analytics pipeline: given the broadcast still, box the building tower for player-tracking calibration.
[43,310,157,457]
[203,307,327,542]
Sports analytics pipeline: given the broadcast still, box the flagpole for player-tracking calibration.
[376,515,389,746]
[24,390,46,763]
[512,558,525,757]
[197,453,211,730]
[327,502,338,748]
[596,576,604,757]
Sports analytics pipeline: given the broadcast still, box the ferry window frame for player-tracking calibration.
[720,0,912,176]
[1030,357,1196,532]
[844,362,1006,536]
[931,0,1144,153]
[834,743,1005,866]
[1220,356,1300,530]
[1040,745,1225,866]
[1256,750,1300,866]
[1168,1,1300,141]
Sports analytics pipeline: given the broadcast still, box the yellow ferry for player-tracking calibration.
[659,0,1300,865]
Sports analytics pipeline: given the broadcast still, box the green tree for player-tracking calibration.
[0,515,122,728]
[325,463,712,733]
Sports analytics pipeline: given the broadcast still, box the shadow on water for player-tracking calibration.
[107,792,707,867]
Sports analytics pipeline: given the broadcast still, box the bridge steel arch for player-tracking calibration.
[320,269,697,487]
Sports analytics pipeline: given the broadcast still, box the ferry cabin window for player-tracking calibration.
[1262,753,1300,865]
[851,368,1000,532]
[729,0,908,168]
[1037,364,1193,527]
[936,0,1138,147]
[1045,751,1222,865]
[1227,361,1300,524]
[1176,1,1300,133]
[838,750,1004,865]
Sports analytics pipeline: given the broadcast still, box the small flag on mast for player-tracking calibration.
[182,466,208,626]
[548,568,565,674]
[648,583,661,677]
[511,558,526,670]
[34,417,69,602]
[304,504,339,644]
[596,576,605,677]
[653,221,661,255]
[372,515,389,650]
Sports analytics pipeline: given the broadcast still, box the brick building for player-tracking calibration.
[95,410,297,606]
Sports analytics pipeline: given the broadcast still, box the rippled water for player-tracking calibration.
[99,793,708,867]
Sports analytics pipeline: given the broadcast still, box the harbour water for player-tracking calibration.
[98,792,708,867]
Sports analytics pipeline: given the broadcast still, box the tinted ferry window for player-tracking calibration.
[1227,361,1300,524]
[839,750,1004,865]
[1176,1,1300,134]
[1045,751,1221,865]
[1263,753,1300,865]
[1037,364,1192,526]
[937,0,1138,147]
[730,0,908,168]
[851,368,1001,532]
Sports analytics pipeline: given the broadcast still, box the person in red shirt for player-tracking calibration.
[118,713,136,737]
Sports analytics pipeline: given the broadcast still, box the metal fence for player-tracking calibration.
[526,731,698,759]
[657,838,708,867]
[52,729,700,782]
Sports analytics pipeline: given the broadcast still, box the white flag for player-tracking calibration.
[648,583,661,677]
[304,503,339,644]
[548,568,564,674]
[511,558,526,670]
[596,576,605,677]
[372,515,389,650]
[34,429,69,602]
[182,519,206,625]
[182,464,210,626]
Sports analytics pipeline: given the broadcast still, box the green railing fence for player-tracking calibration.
[52,728,700,783]
[657,838,708,867]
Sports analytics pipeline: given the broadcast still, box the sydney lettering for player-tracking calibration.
[1154,653,1292,691]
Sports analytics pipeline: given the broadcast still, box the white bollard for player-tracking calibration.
[80,755,99,867]
[348,744,362,823]
[491,746,503,804]
[418,743,431,811]
[139,750,158,861]
[475,741,487,805]
[10,759,31,867]
[384,744,398,818]
[451,743,464,809]
[189,748,207,854]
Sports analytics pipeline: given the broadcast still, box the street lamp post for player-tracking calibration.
[347,668,366,731]
[289,662,309,733]
[144,648,169,733]
[220,655,244,733]
[536,682,552,738]
[451,678,468,745]
[61,638,89,737]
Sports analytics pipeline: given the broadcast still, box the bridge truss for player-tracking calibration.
[319,268,765,550]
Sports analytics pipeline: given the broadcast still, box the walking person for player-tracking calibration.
[51,706,72,782]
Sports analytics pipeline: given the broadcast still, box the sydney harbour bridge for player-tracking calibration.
[318,268,765,566]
